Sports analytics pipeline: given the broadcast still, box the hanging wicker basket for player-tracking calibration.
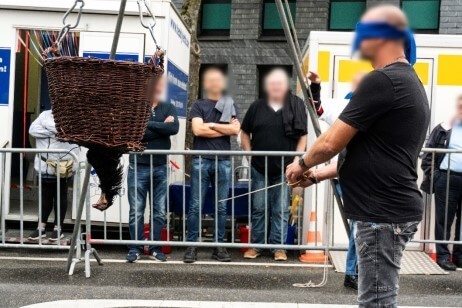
[43,52,164,152]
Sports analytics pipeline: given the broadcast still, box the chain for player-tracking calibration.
[137,0,160,49]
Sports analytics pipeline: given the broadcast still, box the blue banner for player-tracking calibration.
[0,48,11,105]
[167,60,189,117]
[83,52,139,62]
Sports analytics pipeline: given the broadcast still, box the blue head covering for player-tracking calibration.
[344,92,353,100]
[352,22,416,66]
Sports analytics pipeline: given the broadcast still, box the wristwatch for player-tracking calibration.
[298,156,308,171]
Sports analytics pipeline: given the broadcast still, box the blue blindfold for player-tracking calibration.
[352,22,416,66]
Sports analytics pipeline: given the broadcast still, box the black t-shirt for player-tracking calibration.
[241,99,300,177]
[189,99,236,160]
[338,62,430,223]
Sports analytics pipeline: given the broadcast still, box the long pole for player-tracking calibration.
[274,0,321,136]
[109,0,128,59]
[274,0,350,235]
[66,163,92,272]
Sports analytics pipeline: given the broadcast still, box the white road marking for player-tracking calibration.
[21,300,453,308]
[0,256,332,268]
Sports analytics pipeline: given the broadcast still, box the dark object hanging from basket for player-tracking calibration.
[42,0,165,211]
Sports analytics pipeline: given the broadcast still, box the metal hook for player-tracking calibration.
[53,0,85,54]
[137,0,159,48]
[62,0,85,30]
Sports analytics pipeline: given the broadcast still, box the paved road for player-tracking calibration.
[0,247,461,308]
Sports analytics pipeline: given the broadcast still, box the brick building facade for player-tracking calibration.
[172,0,461,116]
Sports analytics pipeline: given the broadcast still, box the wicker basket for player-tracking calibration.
[44,53,164,152]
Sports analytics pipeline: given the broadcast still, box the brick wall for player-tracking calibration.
[198,1,328,113]
[439,0,462,34]
[172,0,329,150]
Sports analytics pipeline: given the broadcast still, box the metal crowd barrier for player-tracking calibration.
[67,150,333,278]
[0,148,79,250]
[415,148,462,247]
[2,147,461,279]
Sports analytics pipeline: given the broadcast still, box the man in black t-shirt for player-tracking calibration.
[286,6,430,307]
[241,68,307,262]
[184,67,240,263]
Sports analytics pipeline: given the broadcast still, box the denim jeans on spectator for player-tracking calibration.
[187,158,231,243]
[250,166,290,253]
[334,181,357,276]
[434,173,462,262]
[355,221,419,308]
[345,220,357,276]
[127,163,167,253]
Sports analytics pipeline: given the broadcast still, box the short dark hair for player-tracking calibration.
[202,66,226,81]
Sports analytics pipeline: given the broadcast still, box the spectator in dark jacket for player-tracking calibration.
[126,77,179,263]
[421,94,462,271]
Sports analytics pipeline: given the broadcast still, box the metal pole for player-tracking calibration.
[66,163,91,272]
[274,0,350,235]
[283,0,303,62]
[109,0,128,60]
[275,0,320,136]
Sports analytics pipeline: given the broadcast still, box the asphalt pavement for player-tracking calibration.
[0,246,461,308]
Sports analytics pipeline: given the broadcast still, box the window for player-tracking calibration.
[261,0,296,37]
[199,0,232,37]
[329,0,366,31]
[257,65,293,98]
[401,0,440,33]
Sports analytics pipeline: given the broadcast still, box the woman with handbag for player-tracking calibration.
[27,109,79,241]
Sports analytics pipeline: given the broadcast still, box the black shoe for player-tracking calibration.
[437,259,457,271]
[49,229,64,242]
[344,275,358,290]
[453,258,462,268]
[212,247,231,262]
[183,247,198,263]
[28,229,46,241]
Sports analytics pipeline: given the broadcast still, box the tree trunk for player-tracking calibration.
[181,0,202,157]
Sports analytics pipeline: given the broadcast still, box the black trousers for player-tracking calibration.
[434,172,462,261]
[40,177,69,227]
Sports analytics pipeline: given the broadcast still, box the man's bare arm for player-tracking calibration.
[294,134,307,160]
[191,117,225,138]
[286,119,357,182]
[303,119,357,168]
[212,119,241,136]
[296,162,338,188]
[315,162,338,181]
[240,131,252,151]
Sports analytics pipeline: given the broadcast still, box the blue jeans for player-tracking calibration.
[345,220,358,276]
[355,221,419,308]
[250,166,290,253]
[335,181,357,275]
[187,158,231,243]
[127,163,167,253]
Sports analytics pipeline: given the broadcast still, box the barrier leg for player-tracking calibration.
[92,248,103,265]
[68,235,82,276]
[68,162,104,277]
[84,249,91,278]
